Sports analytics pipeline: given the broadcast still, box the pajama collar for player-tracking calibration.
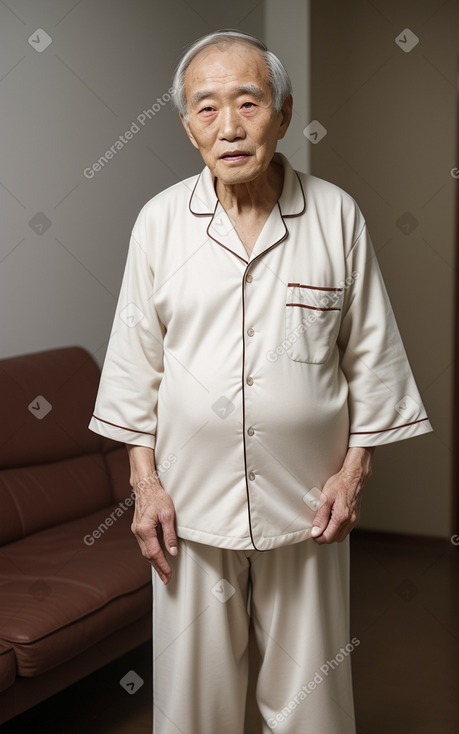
[188,152,306,264]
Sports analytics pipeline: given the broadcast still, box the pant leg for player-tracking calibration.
[250,537,357,734]
[152,539,251,734]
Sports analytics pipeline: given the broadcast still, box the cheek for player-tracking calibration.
[252,131,278,156]
[188,120,215,143]
[250,119,279,145]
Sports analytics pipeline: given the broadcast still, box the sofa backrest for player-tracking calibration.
[0,346,126,546]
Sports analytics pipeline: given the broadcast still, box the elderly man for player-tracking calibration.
[89,29,432,734]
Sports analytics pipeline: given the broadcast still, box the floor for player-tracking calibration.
[2,531,458,733]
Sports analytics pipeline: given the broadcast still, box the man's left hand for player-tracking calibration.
[311,446,375,544]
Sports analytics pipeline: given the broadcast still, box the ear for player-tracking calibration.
[277,94,293,141]
[179,112,200,150]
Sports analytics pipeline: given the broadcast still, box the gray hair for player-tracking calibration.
[171,29,292,122]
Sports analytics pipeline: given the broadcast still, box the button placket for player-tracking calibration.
[243,265,261,542]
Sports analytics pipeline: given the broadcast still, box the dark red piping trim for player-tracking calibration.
[286,303,341,312]
[288,283,344,292]
[188,172,213,216]
[280,171,306,218]
[190,166,307,219]
[240,269,257,551]
[206,232,249,264]
[92,414,155,436]
[204,201,250,264]
[350,417,429,435]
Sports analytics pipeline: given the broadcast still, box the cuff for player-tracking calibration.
[88,415,156,449]
[348,417,433,447]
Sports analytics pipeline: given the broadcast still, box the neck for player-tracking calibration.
[215,158,284,215]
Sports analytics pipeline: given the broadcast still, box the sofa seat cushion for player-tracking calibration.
[0,642,16,692]
[0,504,152,677]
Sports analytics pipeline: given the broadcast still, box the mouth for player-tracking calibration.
[220,152,251,162]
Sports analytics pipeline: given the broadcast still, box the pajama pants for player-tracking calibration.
[152,536,357,734]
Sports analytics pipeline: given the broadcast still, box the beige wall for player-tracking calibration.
[264,0,310,173]
[309,0,457,537]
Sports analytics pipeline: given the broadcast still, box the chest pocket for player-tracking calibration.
[285,283,344,364]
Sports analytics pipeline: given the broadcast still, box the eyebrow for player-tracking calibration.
[190,84,265,108]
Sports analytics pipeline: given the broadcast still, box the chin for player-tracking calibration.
[216,163,260,185]
[220,174,256,185]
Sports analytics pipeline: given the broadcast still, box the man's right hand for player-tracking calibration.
[127,445,178,585]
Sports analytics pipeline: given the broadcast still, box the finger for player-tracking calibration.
[314,524,341,544]
[159,508,178,556]
[135,530,172,584]
[311,493,331,540]
[149,543,173,584]
[315,513,354,544]
[152,559,172,585]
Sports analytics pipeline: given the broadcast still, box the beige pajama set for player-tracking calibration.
[89,152,432,732]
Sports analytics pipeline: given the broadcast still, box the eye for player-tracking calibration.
[242,102,255,108]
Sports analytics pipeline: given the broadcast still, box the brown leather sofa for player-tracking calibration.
[0,346,152,723]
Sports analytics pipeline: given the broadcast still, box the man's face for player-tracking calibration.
[180,42,292,185]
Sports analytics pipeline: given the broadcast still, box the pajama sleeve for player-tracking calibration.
[338,216,433,447]
[88,204,164,448]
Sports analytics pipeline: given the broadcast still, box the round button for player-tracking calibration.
[247,426,255,436]
[247,327,255,337]
[248,471,256,481]
[246,274,253,283]
[246,376,254,386]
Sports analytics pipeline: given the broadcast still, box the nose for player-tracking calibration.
[219,106,245,141]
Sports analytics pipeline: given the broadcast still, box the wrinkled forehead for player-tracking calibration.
[184,41,270,91]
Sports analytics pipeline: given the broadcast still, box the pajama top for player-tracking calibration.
[89,152,432,550]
